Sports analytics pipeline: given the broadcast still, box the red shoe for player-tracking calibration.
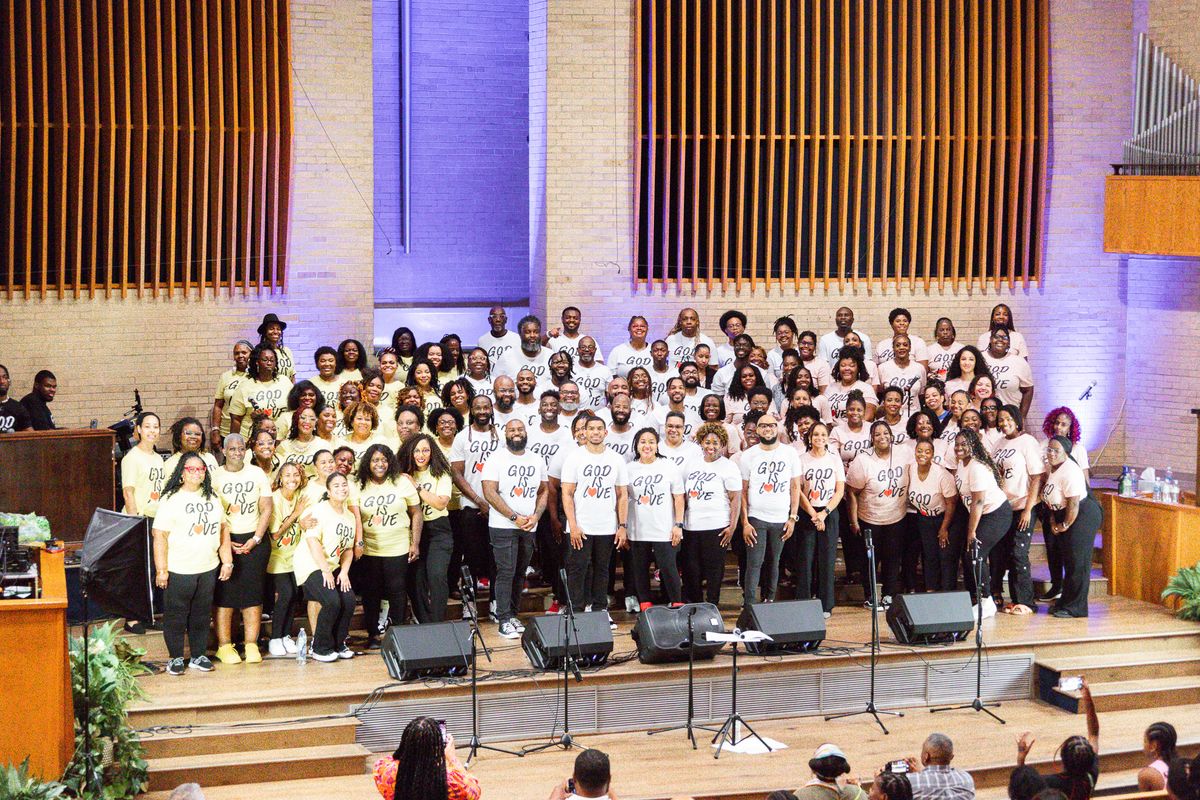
[477,578,490,590]
[639,601,653,612]
[545,601,561,615]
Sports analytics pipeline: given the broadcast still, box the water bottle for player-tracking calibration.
[296,628,308,665]
[1169,478,1180,504]
[1164,468,1176,503]
[1153,478,1164,503]
[1117,467,1132,498]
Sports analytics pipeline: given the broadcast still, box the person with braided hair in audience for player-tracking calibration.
[1140,722,1179,792]
[373,716,480,800]
[1017,678,1099,800]
[871,771,914,800]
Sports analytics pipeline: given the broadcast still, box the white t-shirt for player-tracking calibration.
[572,362,613,408]
[665,332,717,367]
[739,445,802,523]
[560,447,630,535]
[495,348,552,383]
[465,375,495,401]
[547,442,580,481]
[659,438,703,469]
[603,425,637,462]
[652,406,702,441]
[527,424,574,471]
[798,450,846,508]
[990,432,1046,505]
[683,456,742,530]
[847,449,912,525]
[710,362,768,396]
[449,427,502,508]
[800,356,834,390]
[823,381,879,421]
[681,388,714,415]
[510,400,542,430]
[548,332,604,363]
[607,342,655,377]
[1043,439,1090,471]
[715,342,736,368]
[878,361,927,416]
[908,463,958,517]
[982,352,1034,408]
[1041,459,1088,511]
[482,448,545,529]
[954,459,1009,515]
[627,459,685,542]
[977,329,1030,359]
[830,422,873,469]
[818,329,874,364]
[647,366,679,405]
[926,342,965,381]
[875,334,929,365]
[476,331,522,367]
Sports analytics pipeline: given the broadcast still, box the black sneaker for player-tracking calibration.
[166,658,186,676]
[123,620,147,635]
[1037,587,1062,602]
[188,656,215,672]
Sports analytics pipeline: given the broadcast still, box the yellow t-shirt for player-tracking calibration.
[215,369,249,437]
[337,433,389,466]
[212,464,272,535]
[293,501,356,585]
[162,451,220,486]
[357,476,420,557]
[413,469,452,522]
[267,487,304,574]
[338,368,364,384]
[303,476,360,508]
[438,366,461,384]
[311,375,344,410]
[378,380,403,421]
[277,436,323,474]
[275,345,297,380]
[151,489,225,574]
[228,376,293,437]
[436,439,463,511]
[418,389,441,416]
[121,446,168,517]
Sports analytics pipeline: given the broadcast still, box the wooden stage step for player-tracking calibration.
[139,714,360,759]
[145,742,373,793]
[1052,674,1200,714]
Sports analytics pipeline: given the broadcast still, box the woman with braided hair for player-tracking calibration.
[1140,722,1178,792]
[1017,678,1100,800]
[952,428,1012,615]
[373,716,480,800]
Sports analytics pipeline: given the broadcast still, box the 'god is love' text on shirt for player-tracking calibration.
[482,448,547,529]
[683,456,742,530]
[627,459,685,542]
[152,489,226,574]
[450,428,503,509]
[560,448,630,536]
[847,450,913,525]
[738,444,802,523]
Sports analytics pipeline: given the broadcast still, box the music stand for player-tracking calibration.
[648,606,722,749]
[524,568,586,753]
[708,629,773,759]
[457,568,523,764]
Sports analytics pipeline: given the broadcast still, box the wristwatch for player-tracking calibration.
[617,522,627,529]
[509,512,518,522]
[789,514,801,522]
[672,523,683,529]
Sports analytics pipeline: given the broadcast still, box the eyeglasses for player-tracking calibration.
[183,465,207,474]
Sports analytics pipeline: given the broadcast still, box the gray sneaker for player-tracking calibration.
[188,655,215,672]
[498,619,522,639]
[166,657,186,676]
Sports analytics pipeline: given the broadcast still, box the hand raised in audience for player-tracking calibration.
[1016,731,1036,764]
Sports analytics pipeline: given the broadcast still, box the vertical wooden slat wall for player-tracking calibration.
[0,0,293,298]
[635,0,1048,291]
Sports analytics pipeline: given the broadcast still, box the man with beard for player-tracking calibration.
[492,375,518,428]
[496,315,551,382]
[546,306,603,363]
[482,420,548,638]
[512,368,543,428]
[0,365,32,433]
[560,416,629,625]
[600,394,636,462]
[527,390,574,611]
[738,412,802,606]
[557,381,583,428]
[658,410,703,468]
[546,413,591,614]
[22,369,58,430]
[572,336,612,410]
[647,340,678,405]
[451,395,502,615]
[477,306,521,366]
[651,377,701,439]
[710,334,767,396]
[676,361,714,415]
[818,306,874,365]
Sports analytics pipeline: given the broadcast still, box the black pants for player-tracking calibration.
[535,511,566,604]
[991,507,1037,608]
[910,512,953,592]
[900,516,923,594]
[303,569,356,655]
[860,519,906,600]
[960,504,1013,602]
[1053,497,1102,617]
[270,572,300,640]
[361,554,408,634]
[455,508,495,591]
[410,516,454,623]
[1040,504,1065,593]
[565,533,614,612]
[164,568,217,660]
[794,507,840,612]
[681,528,727,605]
[490,527,535,622]
[630,540,682,605]
[839,496,869,594]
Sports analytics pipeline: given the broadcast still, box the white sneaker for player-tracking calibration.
[311,650,338,663]
[337,647,355,660]
[975,596,998,620]
[513,618,526,633]
[607,613,617,630]
[379,600,390,632]
[823,611,832,619]
[461,602,472,620]
[624,595,639,613]
[281,635,298,655]
[498,619,522,639]
[488,600,498,623]
[268,638,287,657]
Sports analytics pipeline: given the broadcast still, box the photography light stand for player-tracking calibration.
[931,539,1005,723]
[824,527,903,734]
[524,568,585,754]
[648,605,721,749]
[457,567,522,764]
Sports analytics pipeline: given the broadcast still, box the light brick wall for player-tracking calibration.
[1149,0,1200,77]
[539,0,1135,464]
[0,0,375,429]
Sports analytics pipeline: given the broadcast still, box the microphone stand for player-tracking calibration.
[824,527,903,734]
[931,540,1005,723]
[711,629,771,759]
[524,568,584,753]
[648,606,720,749]
[458,568,522,764]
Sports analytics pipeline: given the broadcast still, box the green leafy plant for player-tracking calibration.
[1162,562,1200,621]
[0,759,66,799]
[59,623,150,799]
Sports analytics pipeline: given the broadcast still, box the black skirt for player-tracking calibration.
[214,532,271,609]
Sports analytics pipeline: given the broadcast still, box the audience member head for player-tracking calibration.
[1168,754,1200,800]
[1009,765,1048,800]
[391,716,448,800]
[33,369,57,401]
[1145,722,1178,766]
[871,771,913,800]
[808,743,852,782]
[922,733,955,766]
[571,748,612,799]
[1057,735,1097,800]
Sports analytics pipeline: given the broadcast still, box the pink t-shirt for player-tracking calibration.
[883,417,911,449]
[830,422,873,469]
[878,361,927,416]
[801,357,833,391]
[798,450,846,508]
[990,432,1046,505]
[847,449,913,525]
[944,378,971,399]
[927,342,965,380]
[875,334,928,365]
[1041,459,1088,510]
[908,463,958,516]
[982,352,1034,408]
[976,329,1030,359]
[823,382,879,421]
[953,459,1008,515]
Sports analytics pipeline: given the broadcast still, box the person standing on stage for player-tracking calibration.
[977,302,1030,359]
[211,434,274,665]
[927,317,964,382]
[626,428,686,610]
[229,344,292,438]
[795,422,845,616]
[527,391,572,609]
[1042,437,1102,618]
[399,434,454,623]
[906,437,958,592]
[739,412,802,605]
[355,443,421,641]
[477,306,522,366]
[846,421,913,609]
[1038,407,1090,603]
[211,340,253,451]
[681,423,741,605]
[153,453,232,675]
[257,313,296,381]
[295,473,358,661]
[482,420,548,638]
[665,307,717,366]
[266,462,311,657]
[547,305,603,363]
[450,395,502,609]
[119,411,166,635]
[608,315,655,377]
[560,416,630,625]
[990,406,1045,614]
[982,328,1035,421]
[496,316,552,383]
[818,306,874,364]
[874,308,928,366]
[572,336,613,410]
[952,428,1012,616]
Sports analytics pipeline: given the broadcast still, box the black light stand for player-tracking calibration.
[931,540,1005,723]
[458,568,523,764]
[711,631,771,759]
[648,605,721,749]
[824,527,904,734]
[524,568,585,754]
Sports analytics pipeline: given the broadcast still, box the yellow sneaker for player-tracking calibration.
[215,643,242,664]
[243,642,262,664]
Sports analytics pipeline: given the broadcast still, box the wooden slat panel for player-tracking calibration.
[781,0,794,288]
[263,0,279,292]
[920,0,936,290]
[226,0,242,295]
[37,0,49,298]
[689,0,699,292]
[645,0,656,288]
[850,0,864,290]
[54,0,69,298]
[196,0,212,293]
[238,0,255,294]
[962,0,980,288]
[163,0,178,294]
[808,0,822,289]
[22,0,35,298]
[947,0,965,289]
[762,0,775,288]
[210,0,227,292]
[734,0,746,292]
[992,0,1008,291]
[835,0,849,290]
[674,0,686,289]
[273,0,291,293]
[69,0,86,298]
[130,0,148,297]
[115,0,131,297]
[748,0,761,291]
[5,3,17,299]
[976,0,994,284]
[888,0,904,289]
[179,0,196,295]
[633,0,643,287]
[86,0,101,296]
[659,0,671,286]
[933,0,949,289]
[1033,0,1049,284]
[1005,0,1024,288]
[705,0,716,290]
[865,0,881,290]
[102,0,118,296]
[823,0,834,289]
[254,0,270,294]
[149,0,165,295]
[721,0,732,288]
[1020,0,1038,286]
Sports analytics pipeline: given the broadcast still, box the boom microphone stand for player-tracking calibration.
[458,568,522,764]
[648,605,721,749]
[931,540,1005,723]
[824,527,903,734]
[524,568,585,753]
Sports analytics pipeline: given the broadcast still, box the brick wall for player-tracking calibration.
[0,0,375,429]
[372,0,530,305]
[538,0,1136,464]
[1149,0,1200,77]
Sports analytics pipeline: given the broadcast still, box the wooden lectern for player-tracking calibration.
[0,547,73,780]
[1192,409,1200,507]
[0,428,115,543]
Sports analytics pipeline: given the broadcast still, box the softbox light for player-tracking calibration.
[80,509,154,623]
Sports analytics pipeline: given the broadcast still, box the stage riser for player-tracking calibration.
[145,744,371,792]
[140,717,360,759]
[1039,656,1200,690]
[354,655,1032,751]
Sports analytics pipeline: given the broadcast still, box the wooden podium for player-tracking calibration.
[0,547,73,780]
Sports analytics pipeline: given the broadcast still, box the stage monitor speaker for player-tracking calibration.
[522,611,614,670]
[382,621,472,680]
[736,599,826,654]
[886,591,974,645]
[79,509,155,623]
[631,602,726,664]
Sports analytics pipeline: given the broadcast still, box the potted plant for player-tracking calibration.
[1162,562,1200,620]
[0,759,66,799]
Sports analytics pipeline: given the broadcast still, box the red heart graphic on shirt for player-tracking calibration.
[586,487,598,497]
[810,490,820,500]
[150,492,160,501]
[228,504,241,515]
[639,495,650,505]
[512,487,523,497]
[883,489,893,497]
[371,515,383,527]
[192,524,204,534]
[763,483,774,493]
[473,462,484,473]
[689,490,699,498]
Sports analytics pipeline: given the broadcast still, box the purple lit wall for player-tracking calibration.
[372,0,530,314]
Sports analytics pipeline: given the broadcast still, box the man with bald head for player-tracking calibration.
[905,733,976,800]
[738,412,802,606]
[572,336,613,409]
[818,306,874,365]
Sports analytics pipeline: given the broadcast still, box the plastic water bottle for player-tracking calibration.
[1164,468,1176,503]
[1153,478,1164,503]
[296,629,308,665]
[1117,467,1133,498]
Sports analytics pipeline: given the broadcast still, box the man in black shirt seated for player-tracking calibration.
[0,365,32,433]
[21,369,58,431]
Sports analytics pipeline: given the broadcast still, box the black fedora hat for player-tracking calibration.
[257,313,288,336]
